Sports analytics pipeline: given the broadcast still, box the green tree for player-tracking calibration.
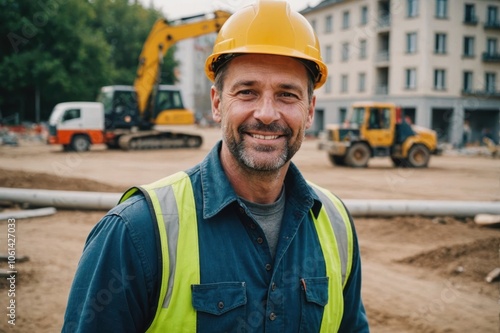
[0,0,173,123]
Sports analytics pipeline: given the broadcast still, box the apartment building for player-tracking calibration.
[175,34,216,122]
[302,0,500,146]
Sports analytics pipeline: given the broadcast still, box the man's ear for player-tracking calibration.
[211,86,222,123]
[305,95,316,129]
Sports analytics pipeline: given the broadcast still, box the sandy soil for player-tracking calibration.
[0,126,499,333]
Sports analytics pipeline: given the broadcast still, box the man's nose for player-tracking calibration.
[253,95,280,125]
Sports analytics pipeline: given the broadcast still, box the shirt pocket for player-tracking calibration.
[299,277,329,333]
[192,281,247,332]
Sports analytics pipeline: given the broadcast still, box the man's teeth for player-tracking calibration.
[252,134,279,140]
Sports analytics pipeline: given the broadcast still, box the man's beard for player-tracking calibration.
[223,122,304,172]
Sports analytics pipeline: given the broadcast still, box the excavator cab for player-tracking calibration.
[153,85,195,125]
[97,86,147,130]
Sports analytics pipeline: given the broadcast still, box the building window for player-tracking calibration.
[434,69,446,90]
[339,108,347,123]
[464,4,477,24]
[407,0,418,17]
[360,6,368,25]
[341,74,348,93]
[341,43,349,61]
[325,75,332,94]
[325,15,333,33]
[487,6,498,25]
[485,73,496,93]
[463,36,475,57]
[436,0,448,18]
[324,45,333,64]
[358,73,366,92]
[463,71,473,92]
[406,32,417,53]
[359,39,367,59]
[435,33,447,54]
[487,38,498,55]
[405,68,417,89]
[342,11,350,29]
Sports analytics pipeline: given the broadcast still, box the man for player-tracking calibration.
[63,1,369,332]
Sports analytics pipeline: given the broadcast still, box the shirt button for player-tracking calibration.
[249,223,256,229]
[269,312,277,321]
[271,282,276,291]
[265,263,272,271]
[218,301,224,309]
[257,237,264,244]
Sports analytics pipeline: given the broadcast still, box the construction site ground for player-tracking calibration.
[0,125,499,333]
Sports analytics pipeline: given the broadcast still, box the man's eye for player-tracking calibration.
[281,92,297,98]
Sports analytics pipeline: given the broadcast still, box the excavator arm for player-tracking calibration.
[133,10,231,122]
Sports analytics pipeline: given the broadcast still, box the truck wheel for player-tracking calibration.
[328,154,346,166]
[345,143,370,168]
[407,144,430,168]
[71,135,90,152]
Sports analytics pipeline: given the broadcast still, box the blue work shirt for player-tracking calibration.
[62,141,369,332]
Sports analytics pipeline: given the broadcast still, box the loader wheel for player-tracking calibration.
[328,154,346,166]
[407,144,430,168]
[345,143,370,168]
[70,135,90,152]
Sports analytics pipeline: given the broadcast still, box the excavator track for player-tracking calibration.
[117,130,203,150]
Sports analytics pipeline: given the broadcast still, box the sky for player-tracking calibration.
[139,0,322,20]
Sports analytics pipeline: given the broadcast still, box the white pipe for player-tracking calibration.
[344,199,500,217]
[0,207,57,220]
[0,188,120,210]
[0,187,499,217]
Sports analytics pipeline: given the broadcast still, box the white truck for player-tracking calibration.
[47,99,202,152]
[48,102,105,151]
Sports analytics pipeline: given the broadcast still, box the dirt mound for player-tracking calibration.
[0,168,123,192]
[398,237,500,290]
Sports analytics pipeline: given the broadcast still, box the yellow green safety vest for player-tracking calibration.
[120,171,354,332]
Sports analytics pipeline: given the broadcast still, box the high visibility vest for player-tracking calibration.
[120,171,354,332]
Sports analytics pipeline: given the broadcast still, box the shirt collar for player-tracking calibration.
[200,141,322,220]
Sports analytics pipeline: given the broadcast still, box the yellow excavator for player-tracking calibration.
[134,10,231,126]
[49,10,231,152]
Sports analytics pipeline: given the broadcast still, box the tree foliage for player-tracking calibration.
[0,0,177,123]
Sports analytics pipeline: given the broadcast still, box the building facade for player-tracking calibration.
[174,34,216,123]
[302,0,500,146]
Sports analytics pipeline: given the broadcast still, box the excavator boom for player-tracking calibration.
[133,10,231,121]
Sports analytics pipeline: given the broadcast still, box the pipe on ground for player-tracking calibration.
[0,187,120,210]
[0,187,499,217]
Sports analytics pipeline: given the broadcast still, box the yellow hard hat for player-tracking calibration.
[205,0,327,89]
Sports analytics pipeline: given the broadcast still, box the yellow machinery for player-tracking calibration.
[134,10,231,125]
[318,102,439,168]
[51,11,232,152]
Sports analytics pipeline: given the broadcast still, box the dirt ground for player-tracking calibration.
[0,126,499,333]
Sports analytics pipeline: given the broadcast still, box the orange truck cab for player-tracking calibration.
[48,102,105,151]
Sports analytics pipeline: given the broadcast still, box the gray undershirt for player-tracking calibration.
[240,187,285,259]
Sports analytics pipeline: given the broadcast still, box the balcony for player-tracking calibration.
[377,15,391,30]
[484,20,500,30]
[462,89,500,98]
[463,15,478,25]
[376,50,390,62]
[375,85,388,95]
[482,52,500,62]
